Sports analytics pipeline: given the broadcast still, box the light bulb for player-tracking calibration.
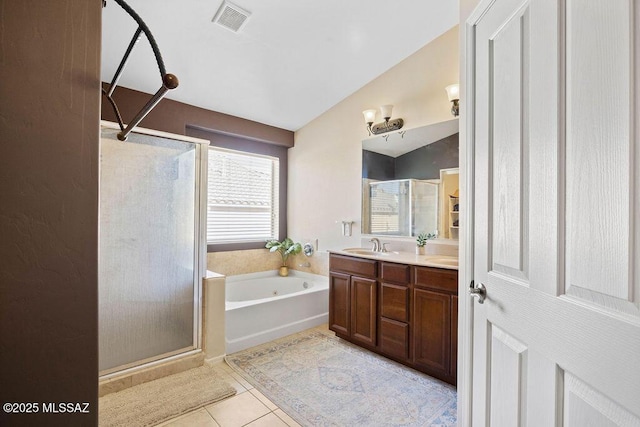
[380,105,393,120]
[445,84,460,101]
[362,109,377,124]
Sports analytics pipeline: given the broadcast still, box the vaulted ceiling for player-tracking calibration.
[101,1,459,131]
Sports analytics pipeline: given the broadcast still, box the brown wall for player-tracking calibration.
[101,84,294,147]
[0,2,101,426]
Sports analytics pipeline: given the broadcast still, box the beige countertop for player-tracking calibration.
[329,249,459,271]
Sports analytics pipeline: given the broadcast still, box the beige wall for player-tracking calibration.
[289,26,460,253]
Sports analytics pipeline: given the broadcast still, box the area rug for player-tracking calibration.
[99,364,236,427]
[225,327,457,426]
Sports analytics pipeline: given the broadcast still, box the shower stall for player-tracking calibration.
[99,122,208,376]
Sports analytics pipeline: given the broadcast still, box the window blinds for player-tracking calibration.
[369,181,403,235]
[207,147,279,244]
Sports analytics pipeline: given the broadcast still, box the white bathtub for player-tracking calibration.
[225,270,329,354]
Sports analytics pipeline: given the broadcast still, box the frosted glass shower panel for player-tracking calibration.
[368,179,438,236]
[99,128,198,373]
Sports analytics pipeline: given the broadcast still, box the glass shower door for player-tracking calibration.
[99,127,204,375]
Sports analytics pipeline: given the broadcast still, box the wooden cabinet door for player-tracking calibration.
[412,288,451,374]
[329,272,350,336]
[350,276,377,347]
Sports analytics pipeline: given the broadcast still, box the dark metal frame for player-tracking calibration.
[102,0,179,141]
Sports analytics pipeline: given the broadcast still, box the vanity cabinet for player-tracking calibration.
[329,254,458,385]
[329,253,458,385]
[329,255,377,348]
[413,266,458,383]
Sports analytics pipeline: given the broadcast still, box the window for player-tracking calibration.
[207,147,279,245]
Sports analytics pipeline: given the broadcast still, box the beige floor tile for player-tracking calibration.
[248,389,278,411]
[273,409,301,427]
[213,370,247,394]
[245,413,289,427]
[205,391,270,427]
[227,370,254,390]
[157,408,219,427]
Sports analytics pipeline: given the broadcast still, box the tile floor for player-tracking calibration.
[156,361,300,427]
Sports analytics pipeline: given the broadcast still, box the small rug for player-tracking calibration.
[99,364,236,427]
[226,327,457,426]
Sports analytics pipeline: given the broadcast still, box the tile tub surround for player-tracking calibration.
[207,249,282,276]
[290,251,329,276]
[203,271,227,362]
[207,248,329,276]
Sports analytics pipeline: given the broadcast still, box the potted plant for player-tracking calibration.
[416,232,436,255]
[265,237,302,276]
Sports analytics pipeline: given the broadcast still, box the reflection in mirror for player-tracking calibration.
[364,179,438,236]
[362,119,459,239]
[440,168,459,239]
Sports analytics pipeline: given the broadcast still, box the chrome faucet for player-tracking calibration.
[370,238,381,252]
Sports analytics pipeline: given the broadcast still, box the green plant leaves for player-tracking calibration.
[265,238,302,266]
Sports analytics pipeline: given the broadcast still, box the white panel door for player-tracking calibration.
[468,0,640,425]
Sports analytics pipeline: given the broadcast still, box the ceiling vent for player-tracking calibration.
[212,1,251,33]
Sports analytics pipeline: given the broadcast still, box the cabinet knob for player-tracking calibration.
[468,281,486,304]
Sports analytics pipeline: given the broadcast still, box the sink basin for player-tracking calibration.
[342,248,397,256]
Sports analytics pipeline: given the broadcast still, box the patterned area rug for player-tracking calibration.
[226,327,457,426]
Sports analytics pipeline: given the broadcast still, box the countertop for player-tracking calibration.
[329,249,459,271]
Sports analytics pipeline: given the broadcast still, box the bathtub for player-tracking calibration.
[225,270,329,354]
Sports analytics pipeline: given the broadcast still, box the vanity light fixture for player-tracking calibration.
[362,105,404,136]
[445,84,460,117]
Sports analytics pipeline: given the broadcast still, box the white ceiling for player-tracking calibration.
[101,1,459,131]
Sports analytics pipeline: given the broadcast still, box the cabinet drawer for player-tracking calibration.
[380,282,409,322]
[330,254,377,278]
[413,266,458,293]
[380,317,409,361]
[381,262,410,284]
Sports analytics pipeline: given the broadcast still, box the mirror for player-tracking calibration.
[362,119,459,239]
